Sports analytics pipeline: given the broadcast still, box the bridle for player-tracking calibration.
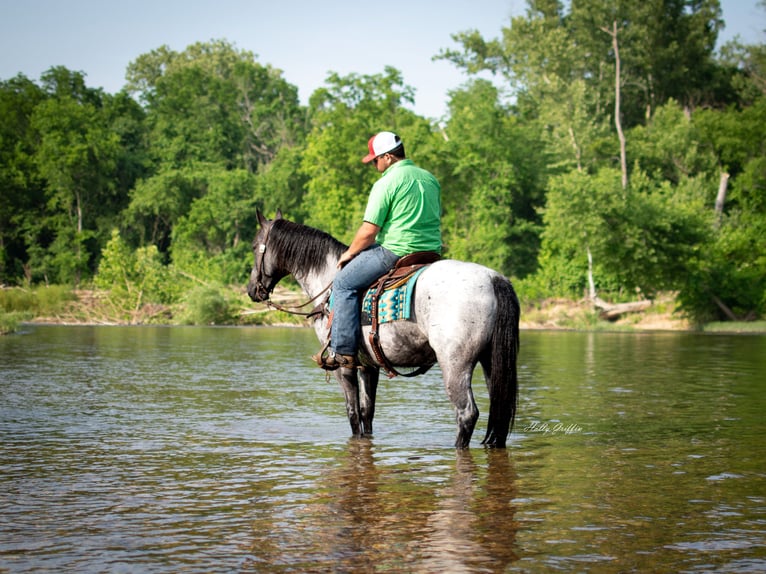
[253,223,331,319]
[251,219,274,299]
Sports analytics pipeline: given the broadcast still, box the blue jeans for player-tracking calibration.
[331,244,400,355]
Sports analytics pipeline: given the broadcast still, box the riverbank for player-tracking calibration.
[522,294,766,333]
[3,286,765,334]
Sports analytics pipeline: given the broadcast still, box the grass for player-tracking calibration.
[703,321,766,333]
[0,311,32,335]
[1,285,76,334]
[2,284,764,334]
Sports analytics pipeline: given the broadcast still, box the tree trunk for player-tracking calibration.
[587,246,596,300]
[714,172,729,227]
[611,21,628,191]
[711,294,738,321]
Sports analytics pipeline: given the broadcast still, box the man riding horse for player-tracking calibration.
[312,131,442,371]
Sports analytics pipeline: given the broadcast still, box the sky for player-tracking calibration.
[1,0,763,120]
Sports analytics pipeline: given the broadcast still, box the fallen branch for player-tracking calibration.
[592,296,653,321]
[711,294,738,321]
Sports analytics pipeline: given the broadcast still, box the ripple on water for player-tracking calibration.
[1,326,765,573]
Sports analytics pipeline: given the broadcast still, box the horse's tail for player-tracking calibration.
[481,275,520,448]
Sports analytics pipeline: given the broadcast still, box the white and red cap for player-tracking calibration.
[362,131,402,163]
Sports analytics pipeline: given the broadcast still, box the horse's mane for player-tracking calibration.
[270,219,346,276]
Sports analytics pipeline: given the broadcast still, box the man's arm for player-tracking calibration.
[337,221,380,268]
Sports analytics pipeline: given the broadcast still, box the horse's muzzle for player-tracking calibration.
[247,282,270,302]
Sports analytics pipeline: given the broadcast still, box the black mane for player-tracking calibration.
[270,219,346,276]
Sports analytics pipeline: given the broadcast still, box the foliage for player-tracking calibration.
[537,166,711,299]
[169,166,259,284]
[126,40,306,172]
[0,311,27,334]
[439,79,545,276]
[0,285,75,333]
[2,15,766,324]
[95,230,184,322]
[177,284,239,325]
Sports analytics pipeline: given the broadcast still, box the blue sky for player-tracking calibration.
[1,0,763,119]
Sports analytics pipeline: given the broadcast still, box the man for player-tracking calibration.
[314,131,442,370]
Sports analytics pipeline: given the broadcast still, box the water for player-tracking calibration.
[1,325,764,573]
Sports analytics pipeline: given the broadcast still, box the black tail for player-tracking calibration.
[481,275,520,448]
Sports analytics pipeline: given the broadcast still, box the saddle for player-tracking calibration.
[367,251,440,378]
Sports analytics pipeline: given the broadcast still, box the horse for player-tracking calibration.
[247,210,520,448]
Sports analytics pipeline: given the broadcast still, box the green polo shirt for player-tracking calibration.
[363,159,442,256]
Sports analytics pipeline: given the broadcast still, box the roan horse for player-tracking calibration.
[247,210,520,448]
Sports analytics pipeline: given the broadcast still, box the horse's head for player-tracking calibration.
[247,209,288,302]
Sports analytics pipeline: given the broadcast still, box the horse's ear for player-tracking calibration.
[275,209,283,220]
[256,209,268,228]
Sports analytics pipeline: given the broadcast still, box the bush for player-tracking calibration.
[178,285,238,325]
[0,285,74,314]
[0,311,32,334]
[0,288,36,312]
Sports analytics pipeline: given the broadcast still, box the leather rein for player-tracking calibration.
[264,285,331,318]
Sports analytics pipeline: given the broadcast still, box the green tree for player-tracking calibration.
[170,167,259,283]
[629,99,718,185]
[0,74,46,283]
[537,167,709,299]
[438,80,544,277]
[252,145,309,221]
[126,39,305,172]
[95,229,183,321]
[440,0,727,169]
[30,68,122,284]
[677,97,766,321]
[122,40,307,268]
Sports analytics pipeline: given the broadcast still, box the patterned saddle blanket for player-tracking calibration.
[360,266,428,326]
[328,266,428,326]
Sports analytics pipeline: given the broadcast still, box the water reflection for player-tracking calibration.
[242,440,518,573]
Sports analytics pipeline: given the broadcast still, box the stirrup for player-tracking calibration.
[312,349,356,371]
[312,340,333,369]
[311,349,336,370]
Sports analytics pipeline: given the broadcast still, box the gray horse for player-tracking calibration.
[247,211,520,448]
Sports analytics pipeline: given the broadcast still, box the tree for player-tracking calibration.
[30,68,122,284]
[95,229,183,322]
[0,74,46,283]
[537,167,709,299]
[440,0,727,169]
[437,80,544,277]
[170,167,260,283]
[677,97,766,321]
[121,40,307,267]
[126,40,305,173]
[629,100,718,185]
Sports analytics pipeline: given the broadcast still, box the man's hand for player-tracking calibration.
[337,250,355,269]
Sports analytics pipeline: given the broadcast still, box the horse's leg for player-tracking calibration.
[441,362,480,448]
[358,366,379,436]
[336,368,362,436]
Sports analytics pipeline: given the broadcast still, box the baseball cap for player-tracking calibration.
[362,131,402,163]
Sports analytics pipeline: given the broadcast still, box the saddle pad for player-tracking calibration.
[361,266,427,325]
[329,266,427,326]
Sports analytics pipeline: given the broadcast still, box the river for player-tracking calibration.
[1,325,764,572]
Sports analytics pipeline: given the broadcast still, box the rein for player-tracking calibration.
[264,282,331,318]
